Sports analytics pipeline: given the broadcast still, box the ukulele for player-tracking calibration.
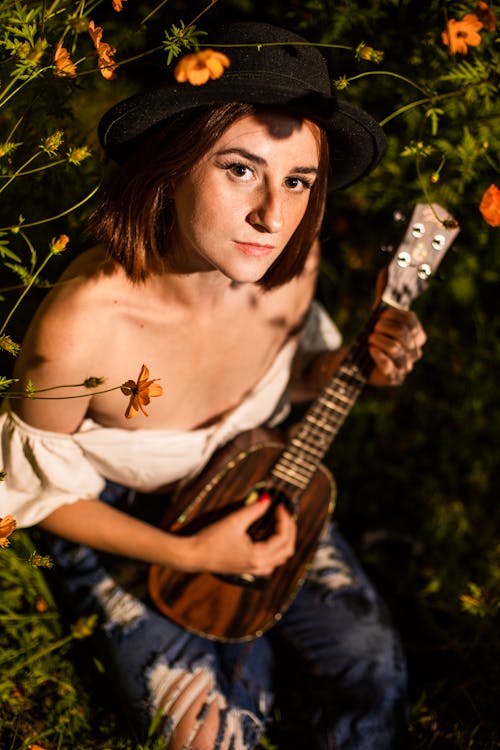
[149,203,460,642]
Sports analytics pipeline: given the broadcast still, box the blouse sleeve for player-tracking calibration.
[0,410,106,529]
[265,301,342,427]
[299,300,342,353]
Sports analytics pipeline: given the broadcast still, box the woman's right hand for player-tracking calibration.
[186,498,297,577]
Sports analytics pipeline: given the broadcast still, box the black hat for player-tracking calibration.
[98,22,386,190]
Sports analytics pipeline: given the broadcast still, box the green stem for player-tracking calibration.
[0,182,100,231]
[0,66,49,109]
[0,612,59,622]
[7,385,123,399]
[379,86,474,127]
[0,152,42,195]
[27,381,104,393]
[0,157,66,179]
[19,228,38,273]
[184,0,219,32]
[141,0,172,26]
[0,72,23,107]
[197,40,353,52]
[0,275,81,294]
[0,250,55,335]
[347,70,432,97]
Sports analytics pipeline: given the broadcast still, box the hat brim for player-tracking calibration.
[98,72,386,190]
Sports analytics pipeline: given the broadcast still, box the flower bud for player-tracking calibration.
[356,42,384,63]
[50,234,70,254]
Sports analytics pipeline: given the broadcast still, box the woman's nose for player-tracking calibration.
[247,185,283,233]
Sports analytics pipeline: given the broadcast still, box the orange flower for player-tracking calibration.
[35,596,49,613]
[0,515,16,547]
[50,234,70,254]
[121,364,163,418]
[442,14,483,54]
[112,0,127,10]
[479,184,500,226]
[475,1,496,31]
[174,49,231,86]
[88,20,118,80]
[54,44,77,77]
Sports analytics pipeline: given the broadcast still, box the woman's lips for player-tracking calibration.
[233,241,276,257]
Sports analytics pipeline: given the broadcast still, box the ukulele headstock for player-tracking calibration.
[382,203,460,310]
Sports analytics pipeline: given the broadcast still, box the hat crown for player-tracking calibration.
[208,22,332,97]
[98,21,386,190]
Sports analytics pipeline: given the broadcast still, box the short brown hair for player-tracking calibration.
[91,103,329,290]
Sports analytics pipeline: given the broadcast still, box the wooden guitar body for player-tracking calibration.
[149,428,336,642]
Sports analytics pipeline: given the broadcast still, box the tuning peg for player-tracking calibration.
[393,210,406,223]
[380,244,394,254]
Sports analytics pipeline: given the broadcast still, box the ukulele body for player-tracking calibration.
[149,427,336,642]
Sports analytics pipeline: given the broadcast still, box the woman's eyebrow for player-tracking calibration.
[215,147,318,174]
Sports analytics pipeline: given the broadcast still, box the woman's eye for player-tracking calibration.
[219,161,253,180]
[232,164,249,177]
[286,176,314,191]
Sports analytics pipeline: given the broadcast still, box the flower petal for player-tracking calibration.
[0,515,16,546]
[88,20,103,49]
[148,383,163,397]
[174,50,230,86]
[480,184,500,226]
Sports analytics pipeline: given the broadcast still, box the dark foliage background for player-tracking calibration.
[1,1,498,748]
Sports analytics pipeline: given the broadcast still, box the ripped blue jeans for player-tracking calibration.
[41,482,408,749]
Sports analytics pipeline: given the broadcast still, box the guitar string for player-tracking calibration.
[270,305,382,495]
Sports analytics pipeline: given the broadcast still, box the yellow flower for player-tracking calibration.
[355,42,384,63]
[0,334,20,355]
[67,146,91,165]
[88,20,118,80]
[479,184,500,227]
[29,553,54,568]
[174,49,231,86]
[441,14,483,55]
[0,515,16,547]
[71,613,98,638]
[121,364,163,418]
[42,130,64,155]
[333,76,349,91]
[54,43,77,77]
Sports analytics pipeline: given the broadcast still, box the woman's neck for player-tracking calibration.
[149,268,251,311]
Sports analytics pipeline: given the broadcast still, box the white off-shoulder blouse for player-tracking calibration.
[0,302,341,528]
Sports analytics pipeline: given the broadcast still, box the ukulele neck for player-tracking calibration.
[271,304,383,491]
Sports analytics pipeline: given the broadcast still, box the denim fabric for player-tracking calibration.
[41,481,407,749]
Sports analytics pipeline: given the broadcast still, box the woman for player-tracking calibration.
[1,22,425,750]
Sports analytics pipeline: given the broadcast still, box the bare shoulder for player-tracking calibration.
[19,247,126,364]
[12,247,130,431]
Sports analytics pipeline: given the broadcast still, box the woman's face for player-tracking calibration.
[172,111,321,283]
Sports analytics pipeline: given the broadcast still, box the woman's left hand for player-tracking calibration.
[367,306,427,387]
